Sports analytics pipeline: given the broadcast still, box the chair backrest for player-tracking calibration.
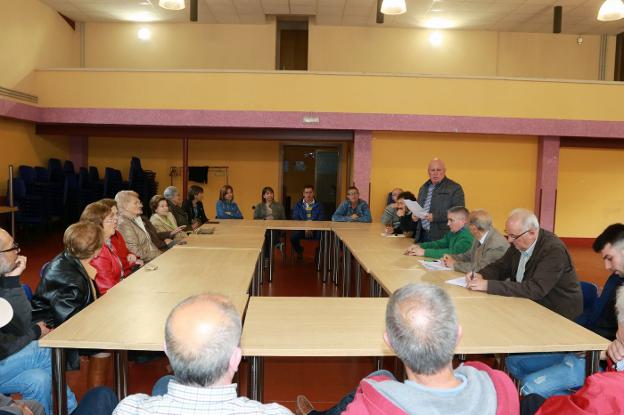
[89,166,100,182]
[48,158,64,182]
[8,178,26,199]
[78,167,90,188]
[21,284,33,301]
[18,165,36,184]
[386,192,393,205]
[63,160,75,175]
[581,281,599,312]
[576,274,624,328]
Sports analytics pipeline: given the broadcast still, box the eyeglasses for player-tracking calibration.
[0,243,19,254]
[505,230,530,241]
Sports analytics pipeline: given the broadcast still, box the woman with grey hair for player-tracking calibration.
[163,186,192,231]
[115,190,162,262]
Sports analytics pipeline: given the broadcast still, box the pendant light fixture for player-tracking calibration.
[597,0,624,21]
[381,0,407,15]
[159,0,185,11]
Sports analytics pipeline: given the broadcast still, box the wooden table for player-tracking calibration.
[40,293,248,415]
[0,206,18,236]
[241,296,610,401]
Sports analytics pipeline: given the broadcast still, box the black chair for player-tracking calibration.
[34,167,50,182]
[63,160,76,176]
[78,167,100,206]
[8,177,45,226]
[103,167,128,199]
[48,158,64,183]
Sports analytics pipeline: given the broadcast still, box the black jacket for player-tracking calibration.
[182,200,208,224]
[0,275,41,360]
[415,177,465,242]
[31,251,99,328]
[167,200,191,230]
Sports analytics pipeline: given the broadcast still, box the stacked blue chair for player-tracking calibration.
[8,177,45,227]
[103,167,128,199]
[88,166,104,197]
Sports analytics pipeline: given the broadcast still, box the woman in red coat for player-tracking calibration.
[99,198,143,276]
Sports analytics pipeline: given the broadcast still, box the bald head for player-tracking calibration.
[0,228,16,275]
[165,294,242,387]
[428,158,446,184]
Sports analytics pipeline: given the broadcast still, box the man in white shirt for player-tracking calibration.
[114,294,292,415]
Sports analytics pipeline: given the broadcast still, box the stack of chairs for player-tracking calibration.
[128,157,157,215]
[103,167,128,199]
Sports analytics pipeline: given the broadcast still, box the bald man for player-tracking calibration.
[114,294,291,415]
[0,228,80,415]
[407,159,465,243]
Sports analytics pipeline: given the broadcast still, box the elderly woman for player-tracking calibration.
[149,195,187,242]
[31,221,110,388]
[99,198,143,274]
[115,190,164,262]
[80,201,128,295]
[163,186,191,230]
[183,185,208,226]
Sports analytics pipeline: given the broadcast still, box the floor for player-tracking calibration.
[15,229,608,412]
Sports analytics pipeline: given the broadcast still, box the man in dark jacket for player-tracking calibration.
[411,159,465,243]
[290,185,325,260]
[0,228,78,415]
[466,208,583,321]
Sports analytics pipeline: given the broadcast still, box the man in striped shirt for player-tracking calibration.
[114,294,292,415]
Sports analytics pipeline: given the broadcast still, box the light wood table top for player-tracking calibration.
[372,268,489,298]
[241,296,610,357]
[114,247,259,295]
[0,206,18,214]
[181,231,265,251]
[265,220,333,231]
[40,292,248,350]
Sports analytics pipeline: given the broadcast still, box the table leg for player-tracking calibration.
[316,232,323,273]
[51,348,68,415]
[259,246,264,285]
[322,231,330,283]
[355,263,362,297]
[342,248,352,297]
[249,356,264,402]
[333,234,340,285]
[375,357,383,371]
[255,254,263,296]
[269,230,274,283]
[585,350,600,376]
[114,350,129,400]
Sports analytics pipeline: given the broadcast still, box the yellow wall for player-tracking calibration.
[0,117,70,195]
[0,0,79,94]
[370,132,537,230]
[34,70,624,122]
[85,22,276,70]
[555,147,624,238]
[309,25,614,81]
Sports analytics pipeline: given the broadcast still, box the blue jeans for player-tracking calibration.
[0,341,78,415]
[72,386,118,415]
[505,352,585,398]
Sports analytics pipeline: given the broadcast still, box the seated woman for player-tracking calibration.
[99,198,143,274]
[163,186,192,230]
[216,185,243,219]
[182,185,208,227]
[381,187,403,234]
[253,186,286,261]
[31,221,110,387]
[149,195,187,242]
[331,186,372,223]
[115,190,163,262]
[80,202,126,295]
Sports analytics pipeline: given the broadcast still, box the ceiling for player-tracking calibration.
[40,0,624,34]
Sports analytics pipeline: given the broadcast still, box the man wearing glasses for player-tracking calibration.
[0,227,79,414]
[465,208,583,321]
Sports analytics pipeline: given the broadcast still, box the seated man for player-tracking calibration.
[467,208,583,321]
[113,294,291,415]
[405,206,473,259]
[441,209,509,273]
[381,187,403,234]
[290,185,325,260]
[331,186,372,223]
[296,283,518,415]
[0,228,79,415]
[396,191,418,236]
[507,223,624,400]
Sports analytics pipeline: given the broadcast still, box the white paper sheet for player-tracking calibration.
[380,233,406,238]
[404,199,428,219]
[418,259,452,271]
[445,277,468,288]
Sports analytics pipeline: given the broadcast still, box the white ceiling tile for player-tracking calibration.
[314,15,343,24]
[238,12,267,22]
[342,14,370,25]
[261,0,290,13]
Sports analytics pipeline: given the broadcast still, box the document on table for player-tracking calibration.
[404,200,428,219]
[445,277,468,288]
[380,233,406,237]
[418,259,452,271]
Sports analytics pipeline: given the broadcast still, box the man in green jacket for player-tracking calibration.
[405,206,473,258]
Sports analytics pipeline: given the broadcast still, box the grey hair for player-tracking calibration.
[0,229,14,275]
[165,294,242,387]
[386,283,457,375]
[508,208,540,231]
[114,190,140,213]
[616,287,624,323]
[163,186,178,200]
[469,209,493,232]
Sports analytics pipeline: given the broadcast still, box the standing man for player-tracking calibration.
[466,208,582,321]
[413,158,465,243]
[290,185,325,260]
[332,186,372,223]
[441,209,509,272]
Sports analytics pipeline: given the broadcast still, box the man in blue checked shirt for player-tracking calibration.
[331,186,372,223]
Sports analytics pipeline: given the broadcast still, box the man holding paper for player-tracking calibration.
[405,206,473,258]
[411,158,465,243]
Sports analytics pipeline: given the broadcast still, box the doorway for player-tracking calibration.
[281,145,340,219]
